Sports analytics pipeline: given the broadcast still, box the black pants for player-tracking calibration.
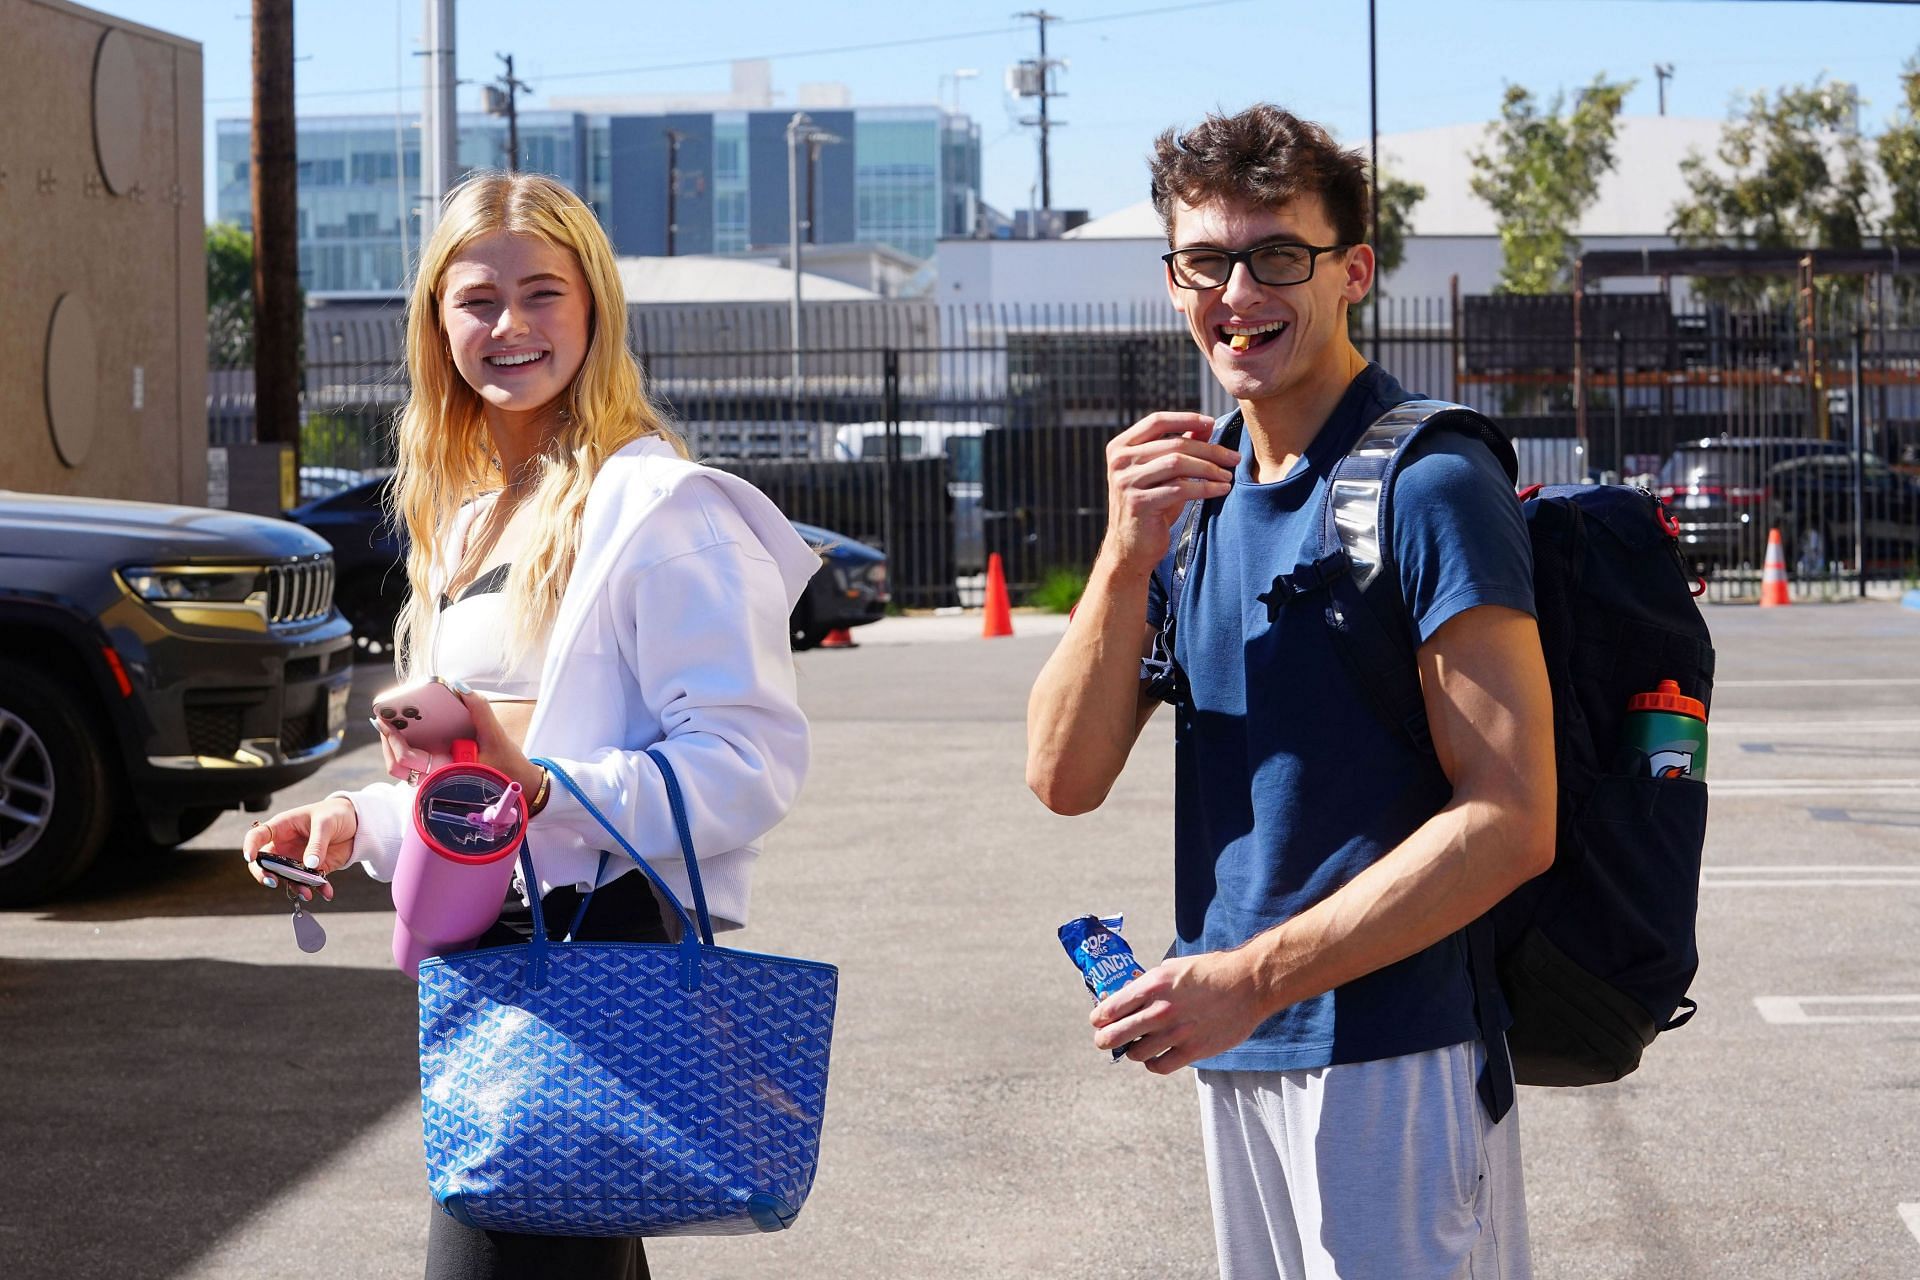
[424,871,667,1280]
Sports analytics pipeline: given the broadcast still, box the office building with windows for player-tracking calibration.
[216,103,980,295]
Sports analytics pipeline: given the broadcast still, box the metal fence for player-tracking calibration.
[212,294,1920,607]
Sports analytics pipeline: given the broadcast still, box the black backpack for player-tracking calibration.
[1144,399,1714,1118]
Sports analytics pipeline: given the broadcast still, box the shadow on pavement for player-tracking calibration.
[34,844,396,924]
[0,956,417,1280]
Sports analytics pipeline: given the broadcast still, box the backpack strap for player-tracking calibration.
[1140,409,1243,706]
[1315,400,1518,755]
[1303,398,1522,1123]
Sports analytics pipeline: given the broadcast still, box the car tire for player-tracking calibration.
[106,803,223,857]
[0,657,115,906]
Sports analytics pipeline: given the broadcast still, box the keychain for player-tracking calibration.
[287,884,327,953]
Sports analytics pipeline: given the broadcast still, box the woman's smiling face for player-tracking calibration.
[439,231,592,422]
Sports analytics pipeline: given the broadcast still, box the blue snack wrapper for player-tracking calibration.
[1058,914,1145,1060]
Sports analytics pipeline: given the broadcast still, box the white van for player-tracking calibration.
[832,421,992,574]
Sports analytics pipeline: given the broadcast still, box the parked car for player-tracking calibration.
[788,520,889,649]
[1764,452,1920,573]
[288,474,407,656]
[1654,437,1852,570]
[833,420,990,575]
[287,477,888,655]
[297,464,379,504]
[0,491,354,905]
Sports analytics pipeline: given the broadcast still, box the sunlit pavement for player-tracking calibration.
[2,602,1916,1278]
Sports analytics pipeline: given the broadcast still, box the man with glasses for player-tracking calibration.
[1028,104,1551,1279]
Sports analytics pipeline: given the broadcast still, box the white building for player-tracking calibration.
[937,116,1738,314]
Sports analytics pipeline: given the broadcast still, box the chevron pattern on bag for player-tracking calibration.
[419,940,839,1237]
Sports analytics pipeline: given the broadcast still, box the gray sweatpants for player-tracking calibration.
[1195,1040,1532,1280]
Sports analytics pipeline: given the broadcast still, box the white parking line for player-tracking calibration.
[1703,865,1920,888]
[1753,996,1920,1025]
[1716,719,1920,734]
[1708,779,1920,796]
[1898,1203,1920,1248]
[1716,678,1920,688]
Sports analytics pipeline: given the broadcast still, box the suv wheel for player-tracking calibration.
[0,658,114,905]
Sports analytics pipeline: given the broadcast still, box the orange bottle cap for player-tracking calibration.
[1627,679,1706,721]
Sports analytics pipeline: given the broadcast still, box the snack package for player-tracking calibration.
[1058,914,1145,1060]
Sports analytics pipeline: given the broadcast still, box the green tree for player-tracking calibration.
[1468,76,1634,294]
[1373,170,1426,284]
[206,222,255,364]
[1669,78,1874,306]
[1881,54,1920,304]
[1351,169,1426,337]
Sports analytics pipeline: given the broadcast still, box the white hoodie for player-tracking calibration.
[340,435,822,931]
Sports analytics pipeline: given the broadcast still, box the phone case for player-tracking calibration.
[372,678,476,755]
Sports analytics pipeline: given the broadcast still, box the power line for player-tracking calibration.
[205,0,1263,106]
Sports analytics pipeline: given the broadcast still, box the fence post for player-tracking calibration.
[883,347,902,598]
[1572,265,1589,462]
[1850,326,1866,598]
[1613,328,1626,479]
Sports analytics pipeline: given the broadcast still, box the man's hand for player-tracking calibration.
[1090,948,1269,1075]
[1102,412,1238,581]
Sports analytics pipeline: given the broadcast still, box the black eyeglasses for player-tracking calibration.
[1162,241,1353,290]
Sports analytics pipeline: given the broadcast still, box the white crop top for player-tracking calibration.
[429,562,549,700]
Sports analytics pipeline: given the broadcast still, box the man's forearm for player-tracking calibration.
[1026,553,1157,814]
[1238,789,1555,1019]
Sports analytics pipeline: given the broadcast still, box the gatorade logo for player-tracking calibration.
[1648,749,1693,779]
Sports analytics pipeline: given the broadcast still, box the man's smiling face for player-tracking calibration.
[1164,194,1372,407]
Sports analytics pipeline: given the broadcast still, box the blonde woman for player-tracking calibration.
[242,171,820,1278]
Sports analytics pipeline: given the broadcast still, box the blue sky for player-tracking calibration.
[96,0,1920,225]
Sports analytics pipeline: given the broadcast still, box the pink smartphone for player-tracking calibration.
[371,676,476,755]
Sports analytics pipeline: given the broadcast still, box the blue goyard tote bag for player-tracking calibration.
[417,748,839,1236]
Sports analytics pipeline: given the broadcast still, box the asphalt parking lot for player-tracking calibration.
[1,601,1916,1279]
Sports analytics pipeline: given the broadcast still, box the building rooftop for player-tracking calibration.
[617,255,878,303]
[1066,116,1802,242]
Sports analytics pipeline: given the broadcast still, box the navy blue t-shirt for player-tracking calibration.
[1145,365,1535,1072]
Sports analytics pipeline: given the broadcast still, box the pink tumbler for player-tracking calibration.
[390,741,528,979]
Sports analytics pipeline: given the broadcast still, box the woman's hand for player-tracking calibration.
[455,687,546,798]
[241,796,358,900]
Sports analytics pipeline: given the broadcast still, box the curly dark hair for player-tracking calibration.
[1148,104,1370,247]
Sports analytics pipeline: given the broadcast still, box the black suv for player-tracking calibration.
[0,492,355,904]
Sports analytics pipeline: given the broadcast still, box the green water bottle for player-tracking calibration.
[1618,679,1708,780]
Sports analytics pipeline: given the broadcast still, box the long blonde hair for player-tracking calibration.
[390,171,685,679]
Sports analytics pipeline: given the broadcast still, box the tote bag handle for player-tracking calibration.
[519,751,716,989]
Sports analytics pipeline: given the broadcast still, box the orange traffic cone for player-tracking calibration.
[819,627,857,648]
[982,552,1014,638]
[1759,527,1791,607]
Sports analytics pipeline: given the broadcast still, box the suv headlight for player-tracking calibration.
[120,565,268,614]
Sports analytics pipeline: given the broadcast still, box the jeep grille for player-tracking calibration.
[265,559,335,625]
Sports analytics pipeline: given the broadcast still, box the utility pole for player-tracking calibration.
[1655,63,1674,116]
[805,133,830,244]
[663,128,685,256]
[787,113,807,421]
[485,53,532,171]
[1012,9,1065,212]
[250,0,300,488]
[420,0,457,239]
[1368,0,1379,359]
[786,113,841,413]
